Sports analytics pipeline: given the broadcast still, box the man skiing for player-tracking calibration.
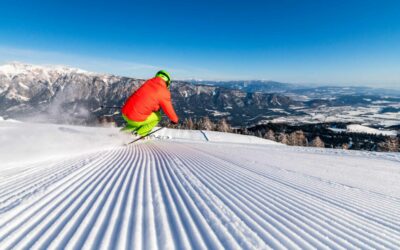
[121,70,179,136]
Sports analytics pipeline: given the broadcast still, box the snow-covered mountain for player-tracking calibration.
[0,62,141,124]
[189,79,300,93]
[0,62,295,125]
[0,62,95,104]
[1,62,399,128]
[0,119,399,249]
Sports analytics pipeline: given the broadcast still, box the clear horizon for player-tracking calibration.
[1,0,400,89]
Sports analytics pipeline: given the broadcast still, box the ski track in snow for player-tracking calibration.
[0,140,399,250]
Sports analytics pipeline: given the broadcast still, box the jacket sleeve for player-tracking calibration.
[159,92,179,123]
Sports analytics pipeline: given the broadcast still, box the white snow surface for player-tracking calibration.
[347,124,398,136]
[0,120,400,249]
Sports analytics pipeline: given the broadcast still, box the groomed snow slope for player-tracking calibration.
[0,121,399,249]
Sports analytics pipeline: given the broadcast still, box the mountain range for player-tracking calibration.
[0,63,297,125]
[0,62,399,127]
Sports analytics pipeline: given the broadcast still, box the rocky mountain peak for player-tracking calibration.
[0,62,297,126]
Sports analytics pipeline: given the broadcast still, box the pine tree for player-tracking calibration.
[184,118,194,130]
[264,129,276,141]
[200,116,215,131]
[378,137,399,152]
[217,118,231,132]
[311,136,325,148]
[289,130,308,146]
[278,133,289,144]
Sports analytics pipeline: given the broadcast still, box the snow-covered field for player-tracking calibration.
[346,124,398,136]
[0,120,399,249]
[271,105,400,127]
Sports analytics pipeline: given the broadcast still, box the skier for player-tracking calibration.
[121,70,179,136]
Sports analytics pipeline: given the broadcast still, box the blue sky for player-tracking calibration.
[0,0,399,89]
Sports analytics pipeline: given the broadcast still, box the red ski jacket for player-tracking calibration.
[122,77,179,123]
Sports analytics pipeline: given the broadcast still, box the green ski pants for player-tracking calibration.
[121,112,161,136]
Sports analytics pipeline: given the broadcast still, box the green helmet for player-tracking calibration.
[155,70,171,87]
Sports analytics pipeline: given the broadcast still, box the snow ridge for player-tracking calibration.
[0,140,399,249]
[0,62,90,77]
[347,124,397,136]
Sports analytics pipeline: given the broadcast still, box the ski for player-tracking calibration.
[126,127,164,145]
